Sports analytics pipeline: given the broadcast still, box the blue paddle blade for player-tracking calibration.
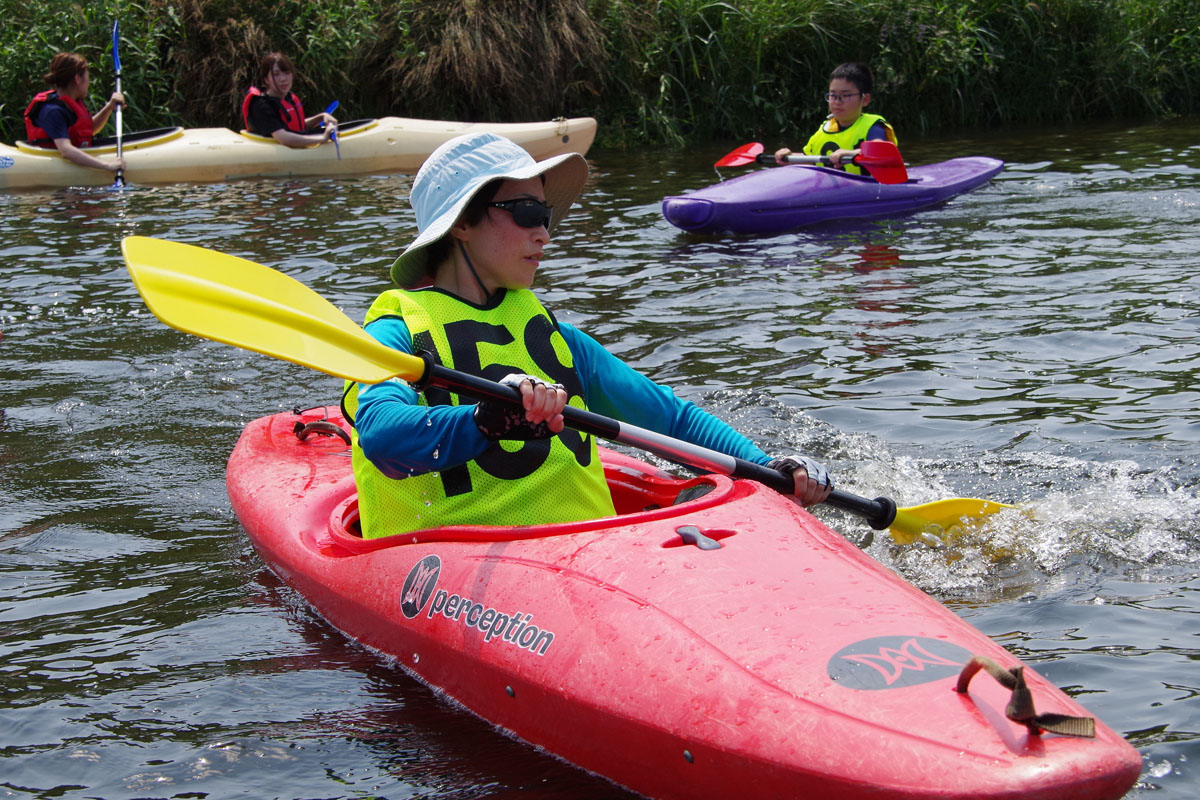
[111,20,121,73]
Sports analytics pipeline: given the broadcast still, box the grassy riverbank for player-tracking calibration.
[2,0,1197,147]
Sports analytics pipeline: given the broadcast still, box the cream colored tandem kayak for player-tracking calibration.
[0,115,597,189]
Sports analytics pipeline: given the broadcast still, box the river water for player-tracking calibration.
[1,118,1197,799]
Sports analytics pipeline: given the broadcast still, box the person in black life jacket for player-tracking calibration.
[24,52,126,174]
[774,62,898,175]
[344,132,834,540]
[241,52,337,148]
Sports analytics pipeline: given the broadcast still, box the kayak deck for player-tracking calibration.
[227,407,1140,800]
[662,157,1005,234]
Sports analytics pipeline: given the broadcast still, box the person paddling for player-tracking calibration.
[241,52,337,148]
[344,132,833,539]
[24,52,126,175]
[775,62,898,175]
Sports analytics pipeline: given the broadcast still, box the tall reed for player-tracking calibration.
[1,0,1197,146]
[395,0,607,122]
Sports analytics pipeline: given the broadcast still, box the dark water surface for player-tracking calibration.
[2,118,1197,798]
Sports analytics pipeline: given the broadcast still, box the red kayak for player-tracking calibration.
[227,407,1141,800]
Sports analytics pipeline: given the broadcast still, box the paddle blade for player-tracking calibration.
[111,20,121,73]
[888,498,1018,545]
[121,236,422,384]
[855,140,908,184]
[714,142,764,167]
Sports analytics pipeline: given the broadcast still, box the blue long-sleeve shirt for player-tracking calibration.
[354,315,773,479]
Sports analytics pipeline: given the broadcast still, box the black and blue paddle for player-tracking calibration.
[111,20,125,188]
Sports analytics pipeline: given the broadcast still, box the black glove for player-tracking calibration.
[473,373,564,441]
[767,455,833,490]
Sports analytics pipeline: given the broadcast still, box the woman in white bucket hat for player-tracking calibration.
[343,132,832,539]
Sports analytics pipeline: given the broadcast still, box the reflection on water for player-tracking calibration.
[2,118,1199,798]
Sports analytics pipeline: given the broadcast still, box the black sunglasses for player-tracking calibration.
[488,198,553,229]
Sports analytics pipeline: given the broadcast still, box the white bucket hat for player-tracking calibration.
[390,132,589,288]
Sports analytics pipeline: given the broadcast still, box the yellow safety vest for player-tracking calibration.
[803,113,898,176]
[343,288,616,538]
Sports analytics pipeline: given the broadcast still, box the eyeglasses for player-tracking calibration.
[488,198,553,229]
[824,92,862,102]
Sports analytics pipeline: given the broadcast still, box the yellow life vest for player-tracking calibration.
[343,288,616,538]
[803,113,898,176]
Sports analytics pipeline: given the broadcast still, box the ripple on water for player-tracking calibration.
[3,119,1200,798]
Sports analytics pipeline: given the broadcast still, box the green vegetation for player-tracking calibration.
[2,0,1197,146]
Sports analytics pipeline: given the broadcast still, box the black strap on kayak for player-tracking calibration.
[955,655,1096,738]
[291,405,352,445]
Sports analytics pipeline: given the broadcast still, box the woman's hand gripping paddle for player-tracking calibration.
[120,236,1013,545]
[321,101,340,159]
[715,140,908,184]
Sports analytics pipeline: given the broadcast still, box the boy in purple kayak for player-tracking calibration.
[775,62,898,175]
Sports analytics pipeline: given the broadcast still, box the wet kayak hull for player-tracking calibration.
[227,407,1140,800]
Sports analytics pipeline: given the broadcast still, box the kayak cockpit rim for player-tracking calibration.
[16,126,185,156]
[785,164,918,185]
[315,459,739,554]
[237,118,379,143]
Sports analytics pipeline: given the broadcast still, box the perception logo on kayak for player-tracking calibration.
[827,636,973,690]
[399,554,558,656]
[400,555,442,619]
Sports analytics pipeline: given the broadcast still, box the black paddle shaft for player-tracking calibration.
[418,360,899,531]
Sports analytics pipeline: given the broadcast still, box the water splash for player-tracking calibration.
[880,450,1200,599]
[699,388,1200,599]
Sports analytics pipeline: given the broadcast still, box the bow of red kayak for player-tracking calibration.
[227,407,1140,800]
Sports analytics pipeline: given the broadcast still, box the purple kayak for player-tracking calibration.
[662,157,1004,234]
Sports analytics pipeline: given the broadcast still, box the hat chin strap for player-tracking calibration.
[457,240,498,304]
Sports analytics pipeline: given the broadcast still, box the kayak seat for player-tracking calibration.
[603,459,719,514]
[673,483,716,505]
